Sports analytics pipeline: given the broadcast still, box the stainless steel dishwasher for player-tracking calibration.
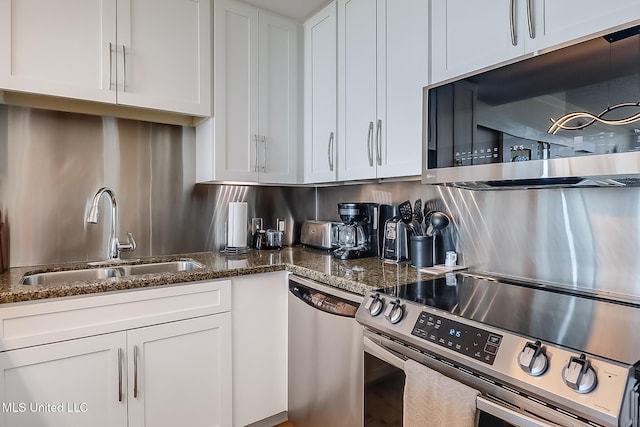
[288,275,364,427]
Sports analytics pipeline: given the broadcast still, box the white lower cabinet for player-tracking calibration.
[127,314,231,427]
[0,332,126,427]
[231,271,288,427]
[0,280,232,427]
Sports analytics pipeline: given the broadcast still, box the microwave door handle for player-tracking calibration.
[476,396,556,427]
[364,336,405,370]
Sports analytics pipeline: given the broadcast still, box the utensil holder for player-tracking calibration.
[410,235,433,268]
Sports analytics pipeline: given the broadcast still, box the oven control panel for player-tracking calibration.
[411,312,502,365]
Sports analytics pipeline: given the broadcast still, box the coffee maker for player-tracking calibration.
[333,202,379,260]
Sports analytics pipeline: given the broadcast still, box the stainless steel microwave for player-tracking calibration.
[423,25,640,189]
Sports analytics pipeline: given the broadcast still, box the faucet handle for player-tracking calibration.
[118,232,137,253]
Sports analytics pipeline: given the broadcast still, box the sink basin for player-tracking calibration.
[120,260,204,276]
[20,260,204,285]
[20,268,119,286]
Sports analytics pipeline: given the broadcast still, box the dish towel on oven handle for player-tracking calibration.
[403,359,480,427]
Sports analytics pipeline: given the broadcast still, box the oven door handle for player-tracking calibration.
[364,336,406,370]
[477,396,558,427]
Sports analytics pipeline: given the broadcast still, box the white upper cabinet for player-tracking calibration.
[116,0,212,116]
[303,1,338,184]
[527,0,640,52]
[203,0,297,184]
[0,0,211,116]
[338,0,429,181]
[0,0,117,104]
[431,0,640,84]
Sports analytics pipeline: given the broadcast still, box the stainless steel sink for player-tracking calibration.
[119,260,204,276]
[20,260,204,285]
[20,268,119,286]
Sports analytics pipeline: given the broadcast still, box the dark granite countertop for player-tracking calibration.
[0,246,456,304]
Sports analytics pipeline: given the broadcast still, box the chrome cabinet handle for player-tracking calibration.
[133,345,138,398]
[527,0,535,39]
[510,0,517,46]
[367,121,374,167]
[122,45,126,92]
[261,135,267,173]
[376,119,382,166]
[117,348,123,402]
[108,43,114,90]
[328,132,334,172]
[253,134,259,172]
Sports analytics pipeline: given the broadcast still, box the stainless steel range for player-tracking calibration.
[356,272,640,427]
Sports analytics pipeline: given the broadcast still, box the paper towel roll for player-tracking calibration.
[227,202,248,248]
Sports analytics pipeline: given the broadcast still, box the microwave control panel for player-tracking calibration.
[411,312,502,365]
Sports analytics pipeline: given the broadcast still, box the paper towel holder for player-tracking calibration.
[224,201,249,255]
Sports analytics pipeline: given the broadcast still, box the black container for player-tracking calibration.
[410,235,434,268]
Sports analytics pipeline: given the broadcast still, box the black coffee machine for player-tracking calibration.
[333,202,379,260]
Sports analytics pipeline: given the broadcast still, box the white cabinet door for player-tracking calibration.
[338,0,427,181]
[232,272,287,427]
[116,0,211,116]
[430,0,524,84]
[527,0,640,52]
[127,314,232,427]
[257,11,298,184]
[431,0,640,85]
[0,332,127,427]
[213,0,260,182]
[0,0,210,116]
[303,1,338,184]
[338,0,379,181]
[376,0,429,179]
[0,0,117,103]
[211,0,297,184]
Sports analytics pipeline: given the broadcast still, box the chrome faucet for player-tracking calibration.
[86,187,136,261]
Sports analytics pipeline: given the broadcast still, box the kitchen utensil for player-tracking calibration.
[425,211,450,236]
[413,199,423,235]
[397,200,415,235]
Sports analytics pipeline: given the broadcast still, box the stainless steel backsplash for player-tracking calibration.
[1,105,639,299]
[0,105,200,266]
[316,181,640,300]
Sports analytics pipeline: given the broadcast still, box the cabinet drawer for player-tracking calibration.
[0,279,230,351]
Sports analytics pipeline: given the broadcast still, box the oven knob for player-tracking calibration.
[366,294,385,317]
[384,299,405,324]
[562,354,597,393]
[517,340,548,376]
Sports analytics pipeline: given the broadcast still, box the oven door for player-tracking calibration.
[364,336,566,427]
